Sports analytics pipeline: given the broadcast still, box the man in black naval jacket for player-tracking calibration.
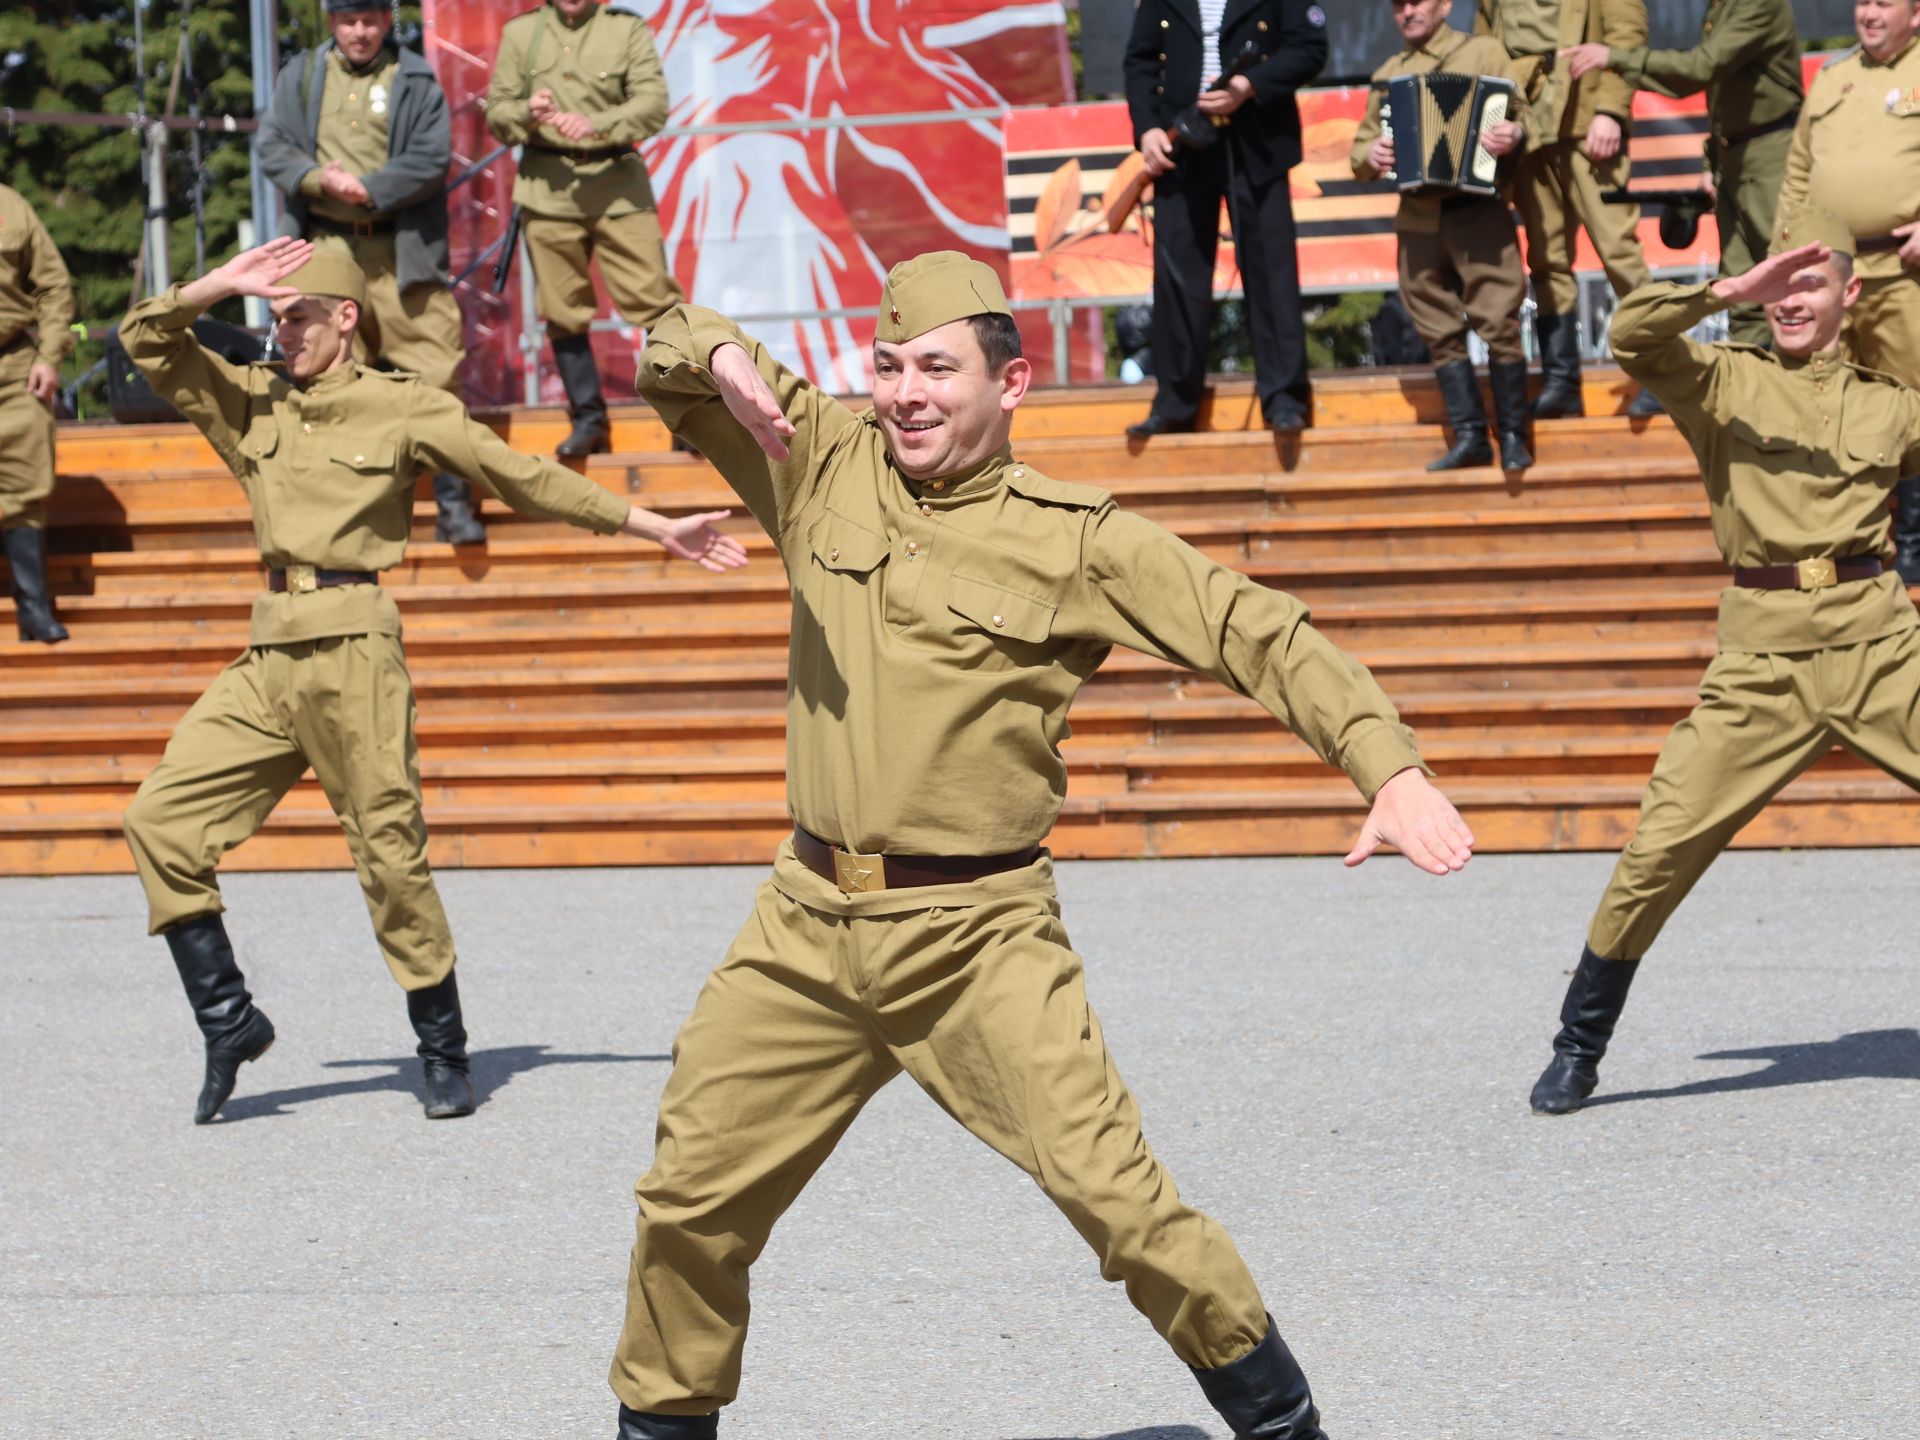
[1124,0,1330,437]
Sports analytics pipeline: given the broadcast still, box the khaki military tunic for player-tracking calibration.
[608,304,1426,1415]
[1589,281,1920,960]
[1351,27,1532,365]
[1780,39,1920,391]
[486,1,684,335]
[1609,0,1802,345]
[1479,0,1651,315]
[0,185,76,530]
[300,47,467,393]
[116,287,629,982]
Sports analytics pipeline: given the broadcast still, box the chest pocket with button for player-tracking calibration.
[1840,386,1910,476]
[806,509,890,603]
[943,572,1057,671]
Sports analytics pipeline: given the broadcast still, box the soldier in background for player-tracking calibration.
[1561,0,1803,347]
[486,0,687,458]
[0,182,76,644]
[118,237,745,1126]
[257,0,487,544]
[1353,0,1535,474]
[1530,212,1920,1115]
[1477,0,1657,418]
[1778,0,1920,581]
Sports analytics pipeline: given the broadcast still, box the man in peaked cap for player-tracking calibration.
[606,250,1476,1438]
[117,236,745,1126]
[1528,209,1920,1116]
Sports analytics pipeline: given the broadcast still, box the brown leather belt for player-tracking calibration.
[528,142,634,161]
[792,825,1039,895]
[1733,556,1883,590]
[267,565,378,594]
[308,214,394,239]
[1716,112,1797,150]
[1856,234,1906,255]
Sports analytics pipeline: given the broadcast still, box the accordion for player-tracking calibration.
[1380,71,1516,197]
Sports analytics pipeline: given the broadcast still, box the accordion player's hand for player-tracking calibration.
[1482,121,1522,158]
[1368,134,1396,174]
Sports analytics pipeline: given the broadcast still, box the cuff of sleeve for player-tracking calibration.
[1343,725,1431,801]
[1664,279,1730,320]
[298,167,327,199]
[583,485,631,536]
[151,285,208,328]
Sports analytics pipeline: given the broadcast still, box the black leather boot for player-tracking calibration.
[407,970,475,1119]
[432,474,486,545]
[1488,357,1535,472]
[1895,478,1920,586]
[1192,1317,1327,1440]
[164,913,276,1125]
[554,332,612,457]
[1530,945,1641,1115]
[1532,310,1586,418]
[1426,359,1493,472]
[5,525,69,644]
[616,1405,718,1438]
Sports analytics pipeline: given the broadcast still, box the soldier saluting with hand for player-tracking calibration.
[118,237,745,1126]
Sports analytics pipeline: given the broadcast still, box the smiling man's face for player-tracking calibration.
[1765,254,1859,359]
[871,318,1029,482]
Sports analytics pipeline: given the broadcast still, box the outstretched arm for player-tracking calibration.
[1344,768,1475,874]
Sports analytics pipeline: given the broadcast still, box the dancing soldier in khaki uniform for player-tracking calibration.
[1477,0,1655,416]
[0,183,76,644]
[1561,0,1803,347]
[119,238,745,1126]
[486,0,686,457]
[1530,210,1920,1115]
[257,0,487,544]
[1779,0,1920,580]
[1353,0,1535,473]
[605,252,1476,1438]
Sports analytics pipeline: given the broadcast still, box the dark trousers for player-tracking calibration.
[1148,141,1310,426]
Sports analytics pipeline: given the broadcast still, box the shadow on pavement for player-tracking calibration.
[215,1043,670,1122]
[1011,1429,1210,1440]
[1584,1027,1920,1109]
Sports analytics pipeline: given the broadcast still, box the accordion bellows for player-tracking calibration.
[1383,72,1516,197]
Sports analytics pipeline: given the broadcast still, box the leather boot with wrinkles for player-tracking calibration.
[432,473,486,545]
[1530,945,1641,1115]
[5,524,69,644]
[1426,359,1493,472]
[1532,310,1586,418]
[1895,477,1920,586]
[1192,1317,1328,1440]
[616,1405,718,1438]
[1488,357,1535,472]
[407,970,476,1119]
[554,332,613,457]
[164,913,276,1124]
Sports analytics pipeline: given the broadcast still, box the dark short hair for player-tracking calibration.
[968,312,1022,372]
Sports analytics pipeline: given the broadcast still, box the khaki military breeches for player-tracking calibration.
[1588,630,1920,960]
[1846,273,1920,393]
[345,232,467,395]
[0,348,55,529]
[122,635,457,990]
[1713,128,1790,348]
[1512,139,1648,317]
[1399,201,1527,366]
[526,210,685,338]
[610,848,1270,1416]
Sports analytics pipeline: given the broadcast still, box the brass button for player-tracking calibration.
[1154,85,1164,95]
[1160,17,1169,26]
[929,480,946,491]
[829,546,840,561]
[1013,466,1025,478]
[905,540,919,555]
[1258,19,1269,30]
[992,614,1005,628]
[350,121,358,128]
[353,453,365,464]
[303,422,313,433]
[348,93,357,101]
[920,503,933,516]
[1159,52,1167,61]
